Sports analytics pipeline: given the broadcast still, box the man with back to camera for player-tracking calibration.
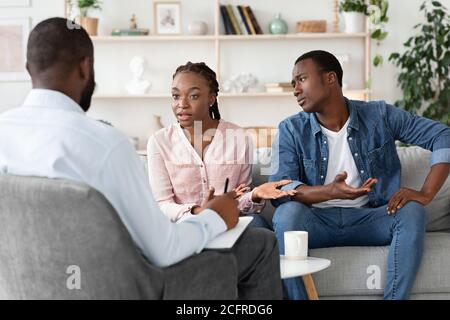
[269,50,450,299]
[0,17,283,299]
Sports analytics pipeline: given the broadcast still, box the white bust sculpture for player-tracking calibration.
[125,56,151,95]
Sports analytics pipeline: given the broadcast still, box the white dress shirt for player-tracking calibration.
[0,89,226,267]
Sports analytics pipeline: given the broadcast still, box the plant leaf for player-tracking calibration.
[373,55,383,66]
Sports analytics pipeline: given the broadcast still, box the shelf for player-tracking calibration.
[218,33,368,41]
[93,90,370,100]
[93,93,170,99]
[90,33,367,43]
[91,35,217,42]
[222,90,370,98]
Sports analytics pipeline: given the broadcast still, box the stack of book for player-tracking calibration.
[220,4,263,35]
[265,82,294,93]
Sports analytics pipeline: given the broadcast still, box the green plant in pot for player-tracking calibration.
[339,0,367,33]
[67,0,102,36]
[389,1,450,125]
[78,0,101,17]
[340,0,389,67]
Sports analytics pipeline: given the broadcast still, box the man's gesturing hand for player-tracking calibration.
[329,171,377,200]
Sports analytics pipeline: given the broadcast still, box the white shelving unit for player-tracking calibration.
[93,89,371,100]
[80,0,371,101]
[64,0,373,148]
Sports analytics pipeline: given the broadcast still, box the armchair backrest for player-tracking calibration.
[0,175,163,299]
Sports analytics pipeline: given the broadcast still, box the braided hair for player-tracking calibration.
[173,62,221,120]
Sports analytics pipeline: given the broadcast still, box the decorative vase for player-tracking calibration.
[80,17,98,36]
[269,13,288,34]
[342,12,365,33]
[147,115,164,139]
[188,21,208,35]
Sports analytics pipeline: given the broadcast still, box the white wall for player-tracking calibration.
[0,0,63,112]
[1,0,448,149]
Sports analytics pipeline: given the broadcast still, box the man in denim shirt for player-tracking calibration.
[270,50,450,300]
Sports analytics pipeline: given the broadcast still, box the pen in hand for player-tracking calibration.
[223,177,229,194]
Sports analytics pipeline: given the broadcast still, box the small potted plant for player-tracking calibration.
[339,0,367,33]
[67,0,102,36]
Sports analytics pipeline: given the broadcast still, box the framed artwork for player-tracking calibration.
[0,17,30,81]
[153,1,181,35]
[0,0,30,7]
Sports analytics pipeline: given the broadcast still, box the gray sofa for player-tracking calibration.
[0,175,238,299]
[253,146,450,299]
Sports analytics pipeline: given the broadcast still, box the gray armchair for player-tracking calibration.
[0,175,236,299]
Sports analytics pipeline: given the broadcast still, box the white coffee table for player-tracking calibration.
[280,256,331,300]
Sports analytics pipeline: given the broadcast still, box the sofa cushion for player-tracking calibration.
[252,146,450,231]
[310,232,450,298]
[396,146,450,231]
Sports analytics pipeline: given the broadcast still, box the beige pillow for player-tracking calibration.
[397,146,450,231]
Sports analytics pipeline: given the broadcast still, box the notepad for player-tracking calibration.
[205,216,253,250]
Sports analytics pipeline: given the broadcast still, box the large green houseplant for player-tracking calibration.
[389,1,450,125]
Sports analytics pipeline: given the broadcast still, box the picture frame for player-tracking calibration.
[153,1,181,35]
[0,17,30,81]
[0,0,30,7]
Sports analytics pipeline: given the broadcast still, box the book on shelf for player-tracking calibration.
[245,6,264,34]
[111,28,149,36]
[225,4,242,35]
[240,5,256,35]
[220,5,234,35]
[220,4,263,36]
[232,5,248,35]
[237,5,252,35]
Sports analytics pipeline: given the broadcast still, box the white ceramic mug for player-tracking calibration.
[284,231,308,260]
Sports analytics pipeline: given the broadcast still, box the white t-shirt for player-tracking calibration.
[313,118,369,208]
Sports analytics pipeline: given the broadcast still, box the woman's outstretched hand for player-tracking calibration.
[251,180,297,202]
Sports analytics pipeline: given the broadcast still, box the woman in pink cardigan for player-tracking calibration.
[147,62,296,228]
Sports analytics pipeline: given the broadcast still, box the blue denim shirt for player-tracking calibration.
[269,98,450,207]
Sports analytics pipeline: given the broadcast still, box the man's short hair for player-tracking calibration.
[27,17,93,75]
[295,50,343,87]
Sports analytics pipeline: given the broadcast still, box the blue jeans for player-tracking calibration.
[272,201,426,300]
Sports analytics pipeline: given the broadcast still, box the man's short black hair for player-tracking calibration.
[295,50,343,87]
[27,17,93,75]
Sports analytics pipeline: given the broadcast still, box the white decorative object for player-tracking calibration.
[188,21,208,35]
[125,56,151,95]
[223,73,258,93]
[342,12,365,33]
